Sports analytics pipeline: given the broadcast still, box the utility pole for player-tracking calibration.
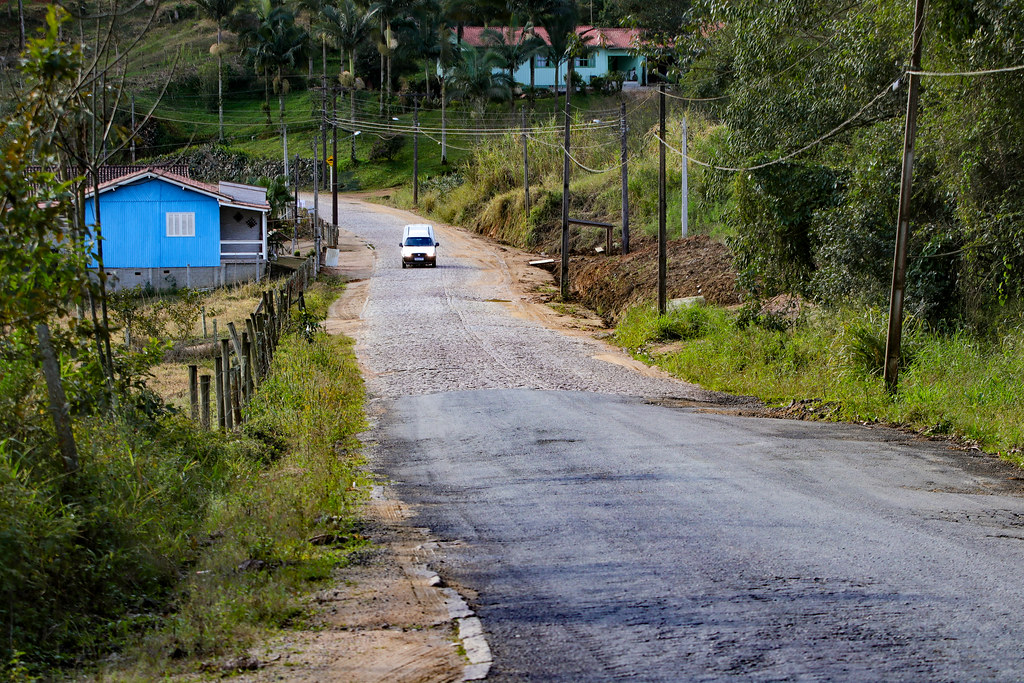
[293,155,299,254]
[658,83,667,315]
[620,100,629,255]
[681,114,688,238]
[350,87,358,163]
[413,94,419,206]
[313,135,321,275]
[560,59,573,301]
[884,0,927,393]
[131,95,136,163]
[283,123,289,186]
[320,80,328,184]
[522,108,530,218]
[441,75,448,164]
[332,88,338,226]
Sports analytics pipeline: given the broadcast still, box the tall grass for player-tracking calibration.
[115,279,368,675]
[390,103,733,252]
[0,279,368,679]
[616,303,1024,459]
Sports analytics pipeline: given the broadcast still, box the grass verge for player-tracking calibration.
[97,277,369,678]
[616,303,1024,462]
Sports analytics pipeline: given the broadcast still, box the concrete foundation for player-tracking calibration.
[105,262,267,292]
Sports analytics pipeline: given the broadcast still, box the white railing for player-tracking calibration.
[220,240,265,262]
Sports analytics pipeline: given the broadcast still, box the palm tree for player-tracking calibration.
[370,0,409,112]
[540,0,578,94]
[320,0,378,161]
[481,15,544,108]
[245,0,307,177]
[195,0,241,141]
[447,44,513,113]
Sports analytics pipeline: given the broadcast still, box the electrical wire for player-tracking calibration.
[909,63,1024,77]
[653,77,899,172]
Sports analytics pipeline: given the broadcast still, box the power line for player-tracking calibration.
[910,63,1024,77]
[654,77,899,172]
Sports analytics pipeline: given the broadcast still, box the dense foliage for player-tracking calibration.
[675,0,1024,326]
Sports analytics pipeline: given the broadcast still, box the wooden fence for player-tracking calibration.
[187,253,318,431]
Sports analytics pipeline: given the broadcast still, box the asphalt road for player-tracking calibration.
[337,198,1024,681]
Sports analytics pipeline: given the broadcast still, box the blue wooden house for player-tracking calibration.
[461,26,648,90]
[84,168,271,291]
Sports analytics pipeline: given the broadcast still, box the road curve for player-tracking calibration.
[335,196,1024,681]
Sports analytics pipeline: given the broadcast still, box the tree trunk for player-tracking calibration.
[217,21,224,142]
[18,0,24,53]
[36,323,78,475]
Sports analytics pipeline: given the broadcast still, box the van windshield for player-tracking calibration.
[405,236,433,246]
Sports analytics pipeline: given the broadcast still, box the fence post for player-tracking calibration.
[200,374,211,431]
[188,365,199,421]
[221,338,233,431]
[246,316,261,386]
[242,332,253,400]
[214,356,225,430]
[231,367,242,427]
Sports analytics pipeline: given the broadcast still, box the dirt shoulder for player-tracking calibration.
[243,196,737,682]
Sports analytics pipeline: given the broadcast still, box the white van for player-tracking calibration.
[400,223,439,268]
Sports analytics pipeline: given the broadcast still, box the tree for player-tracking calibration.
[245,0,308,176]
[320,0,378,161]
[539,0,578,93]
[447,44,514,112]
[481,15,545,106]
[195,0,240,142]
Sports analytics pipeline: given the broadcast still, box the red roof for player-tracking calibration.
[460,25,641,50]
[88,166,269,211]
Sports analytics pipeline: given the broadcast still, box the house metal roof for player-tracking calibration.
[460,25,642,50]
[86,167,270,212]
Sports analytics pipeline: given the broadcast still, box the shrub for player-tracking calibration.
[368,135,404,161]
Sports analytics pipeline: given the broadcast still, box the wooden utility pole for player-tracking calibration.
[292,155,299,254]
[884,0,927,393]
[413,94,419,206]
[620,100,629,255]
[313,134,321,275]
[560,59,574,301]
[658,83,667,314]
[681,114,688,238]
[332,88,338,226]
[131,95,136,163]
[283,123,289,184]
[522,108,531,218]
[350,87,358,162]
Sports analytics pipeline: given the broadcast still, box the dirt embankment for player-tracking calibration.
[564,234,743,322]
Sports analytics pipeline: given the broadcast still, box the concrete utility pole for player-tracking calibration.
[620,100,629,255]
[681,114,688,238]
[560,59,574,301]
[883,0,927,393]
[658,83,667,315]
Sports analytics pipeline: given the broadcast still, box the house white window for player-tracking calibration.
[575,55,593,68]
[166,212,195,237]
[535,54,550,68]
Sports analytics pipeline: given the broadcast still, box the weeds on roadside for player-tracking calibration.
[616,303,1024,458]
